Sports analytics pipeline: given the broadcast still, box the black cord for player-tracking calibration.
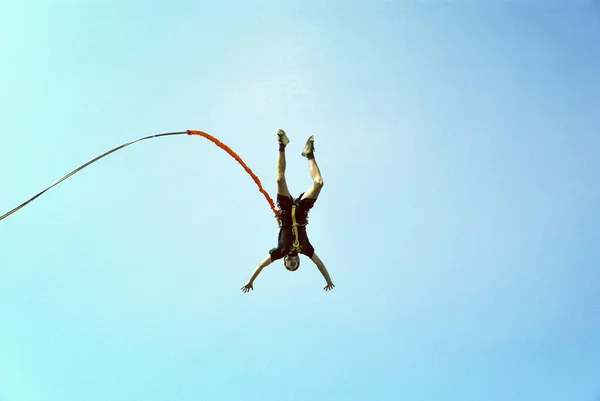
[0,131,188,222]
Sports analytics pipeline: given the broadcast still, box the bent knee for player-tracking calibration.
[313,178,324,188]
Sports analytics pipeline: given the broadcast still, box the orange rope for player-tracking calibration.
[187,130,280,217]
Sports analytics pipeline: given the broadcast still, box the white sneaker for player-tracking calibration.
[277,129,290,146]
[301,135,315,157]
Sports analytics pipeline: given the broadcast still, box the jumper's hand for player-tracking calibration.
[323,282,335,291]
[241,283,254,293]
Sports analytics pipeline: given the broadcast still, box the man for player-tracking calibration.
[241,129,335,293]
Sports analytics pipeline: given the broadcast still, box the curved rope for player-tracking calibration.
[1,130,279,223]
[187,130,280,216]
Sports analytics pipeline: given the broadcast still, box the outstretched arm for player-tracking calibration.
[241,255,273,292]
[310,253,335,291]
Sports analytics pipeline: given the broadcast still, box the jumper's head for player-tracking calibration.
[284,254,300,271]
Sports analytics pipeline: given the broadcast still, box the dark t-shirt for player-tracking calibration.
[269,194,316,260]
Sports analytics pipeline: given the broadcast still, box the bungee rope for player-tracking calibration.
[187,130,280,217]
[0,130,280,223]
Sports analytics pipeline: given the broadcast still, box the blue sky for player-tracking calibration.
[1,1,599,400]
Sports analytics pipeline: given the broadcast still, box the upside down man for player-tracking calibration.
[241,129,335,293]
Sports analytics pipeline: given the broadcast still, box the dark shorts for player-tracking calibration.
[269,226,315,261]
[276,193,316,215]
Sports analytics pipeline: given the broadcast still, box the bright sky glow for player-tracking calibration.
[1,2,599,400]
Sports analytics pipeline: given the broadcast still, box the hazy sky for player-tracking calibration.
[1,1,599,400]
